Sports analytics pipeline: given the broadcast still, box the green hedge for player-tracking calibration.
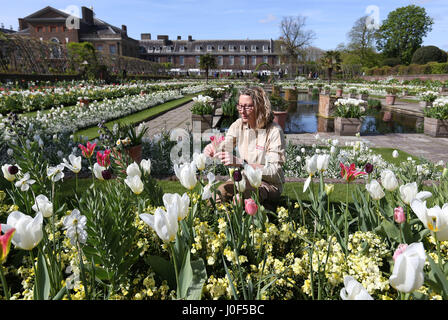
[366,61,448,76]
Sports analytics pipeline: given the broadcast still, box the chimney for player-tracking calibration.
[177,35,181,40]
[157,35,169,40]
[82,6,94,25]
[188,35,193,41]
[122,25,127,35]
[141,33,151,40]
[18,18,26,31]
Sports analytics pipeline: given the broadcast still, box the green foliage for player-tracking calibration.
[269,94,288,111]
[367,99,382,109]
[191,102,213,115]
[382,57,402,67]
[411,46,448,65]
[376,5,434,65]
[199,54,217,83]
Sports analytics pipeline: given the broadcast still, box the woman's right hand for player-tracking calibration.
[203,143,215,158]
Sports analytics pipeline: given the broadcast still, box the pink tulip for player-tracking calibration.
[79,141,97,159]
[394,207,406,224]
[0,225,15,263]
[97,149,111,168]
[393,244,408,261]
[244,198,258,216]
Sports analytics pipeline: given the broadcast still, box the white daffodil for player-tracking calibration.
[140,205,179,242]
[15,173,36,192]
[411,199,448,240]
[141,159,151,176]
[32,194,53,218]
[126,162,142,178]
[1,211,43,250]
[62,154,82,174]
[340,276,373,300]
[365,179,385,200]
[125,175,144,195]
[389,242,426,293]
[47,164,65,182]
[174,162,197,190]
[244,164,263,189]
[193,152,207,171]
[163,192,190,221]
[63,209,87,246]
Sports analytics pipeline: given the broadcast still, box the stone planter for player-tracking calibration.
[439,86,447,93]
[349,93,357,99]
[358,94,369,101]
[324,89,331,95]
[318,94,339,118]
[284,88,297,101]
[334,117,363,136]
[273,111,288,131]
[419,101,432,107]
[385,94,396,105]
[192,114,213,133]
[307,87,314,95]
[336,89,343,97]
[424,117,448,137]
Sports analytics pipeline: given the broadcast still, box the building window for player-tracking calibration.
[50,26,57,32]
[218,45,224,51]
[229,56,234,65]
[218,56,223,66]
[165,46,172,52]
[276,57,280,65]
[240,56,245,65]
[195,45,201,52]
[207,45,213,52]
[251,56,257,65]
[196,56,200,64]
[168,56,172,63]
[179,46,185,52]
[155,47,160,53]
[263,45,269,52]
[155,57,160,63]
[240,45,246,52]
[263,56,268,63]
[109,44,117,54]
[251,45,257,52]
[37,26,43,32]
[96,45,103,52]
[229,45,234,52]
[180,56,184,65]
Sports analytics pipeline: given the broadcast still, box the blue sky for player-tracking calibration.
[1,0,447,50]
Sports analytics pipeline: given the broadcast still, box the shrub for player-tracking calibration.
[411,46,448,65]
[382,57,402,67]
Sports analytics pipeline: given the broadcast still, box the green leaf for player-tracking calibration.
[222,255,239,300]
[185,258,207,300]
[145,255,176,289]
[427,255,448,299]
[178,250,193,299]
[36,251,51,300]
[52,286,68,300]
[380,219,400,241]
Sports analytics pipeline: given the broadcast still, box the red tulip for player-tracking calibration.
[0,226,15,263]
[79,141,97,159]
[340,163,367,183]
[97,149,111,168]
[244,198,258,216]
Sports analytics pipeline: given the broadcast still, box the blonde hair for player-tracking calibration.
[238,86,274,129]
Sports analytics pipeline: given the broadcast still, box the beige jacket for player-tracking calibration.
[217,118,286,192]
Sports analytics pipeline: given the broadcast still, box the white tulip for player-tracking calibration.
[235,177,246,193]
[193,153,207,171]
[392,150,399,158]
[244,164,263,189]
[126,162,142,178]
[62,154,82,174]
[380,170,399,191]
[389,242,426,293]
[125,175,144,195]
[316,154,330,172]
[47,164,65,182]
[1,211,43,250]
[141,159,151,176]
[140,205,179,242]
[163,192,190,221]
[15,173,36,192]
[174,162,197,190]
[305,155,318,175]
[365,179,385,200]
[411,199,448,241]
[2,164,18,182]
[63,209,87,246]
[330,146,336,154]
[201,172,218,201]
[399,182,418,205]
[32,194,53,218]
[340,276,373,300]
[92,163,106,180]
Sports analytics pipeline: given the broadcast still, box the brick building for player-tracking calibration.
[138,34,283,75]
[16,6,139,58]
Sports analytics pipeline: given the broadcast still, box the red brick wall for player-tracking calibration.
[28,22,79,43]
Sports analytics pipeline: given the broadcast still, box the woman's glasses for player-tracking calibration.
[236,104,254,111]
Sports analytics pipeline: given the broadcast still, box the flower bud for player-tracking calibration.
[244,198,258,216]
[324,184,334,195]
[8,165,19,175]
[233,169,242,182]
[394,206,406,224]
[364,163,373,174]
[101,169,112,180]
[393,244,408,261]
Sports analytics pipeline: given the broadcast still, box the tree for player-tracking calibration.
[411,46,448,64]
[67,42,98,79]
[320,50,342,84]
[199,54,216,83]
[375,5,434,65]
[278,15,316,77]
[347,15,377,65]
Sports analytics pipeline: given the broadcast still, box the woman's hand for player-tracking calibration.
[215,152,243,167]
[203,143,215,158]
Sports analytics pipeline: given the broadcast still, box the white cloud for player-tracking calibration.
[259,14,276,23]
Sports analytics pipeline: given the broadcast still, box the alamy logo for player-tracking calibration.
[65,5,81,30]
[365,5,380,31]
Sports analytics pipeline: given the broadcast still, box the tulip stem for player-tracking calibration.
[0,264,10,300]
[435,232,443,269]
[169,243,180,299]
[344,182,349,257]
